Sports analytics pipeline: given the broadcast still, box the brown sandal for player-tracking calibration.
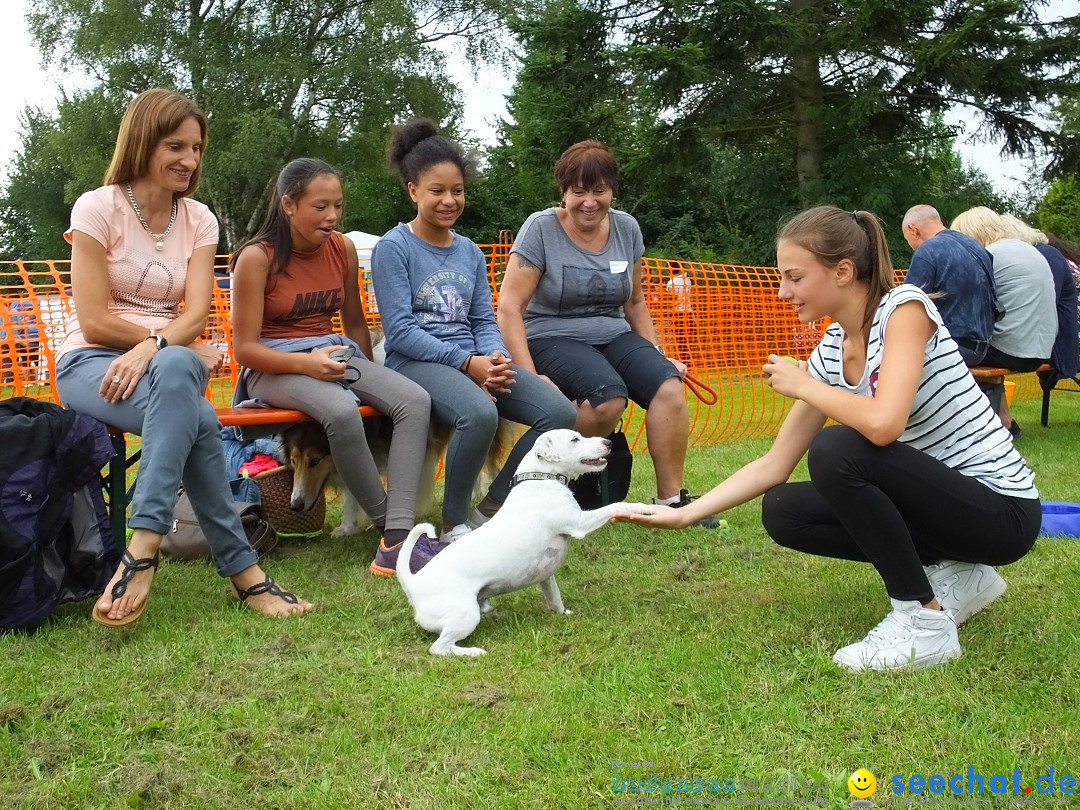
[232,575,299,606]
[92,550,160,627]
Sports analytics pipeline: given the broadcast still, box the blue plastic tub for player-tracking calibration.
[1040,501,1080,539]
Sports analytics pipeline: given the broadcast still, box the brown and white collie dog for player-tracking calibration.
[281,411,515,538]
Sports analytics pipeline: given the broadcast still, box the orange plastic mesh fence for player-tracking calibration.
[0,255,1041,450]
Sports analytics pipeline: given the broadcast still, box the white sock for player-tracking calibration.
[656,494,680,506]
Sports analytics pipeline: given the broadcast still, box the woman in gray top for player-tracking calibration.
[498,140,717,525]
[951,207,1055,435]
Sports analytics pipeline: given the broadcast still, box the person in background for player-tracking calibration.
[498,140,718,527]
[951,207,1056,435]
[901,204,997,367]
[665,262,697,363]
[998,215,1078,383]
[55,88,314,625]
[618,206,1040,672]
[1045,233,1080,353]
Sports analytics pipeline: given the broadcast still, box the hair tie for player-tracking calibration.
[852,210,862,224]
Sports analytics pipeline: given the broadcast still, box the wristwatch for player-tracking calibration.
[655,344,666,356]
[148,329,168,351]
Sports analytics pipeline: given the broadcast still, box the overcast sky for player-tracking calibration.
[0,0,1059,196]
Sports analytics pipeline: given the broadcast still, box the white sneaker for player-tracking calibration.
[832,599,961,672]
[439,523,472,544]
[924,561,1007,626]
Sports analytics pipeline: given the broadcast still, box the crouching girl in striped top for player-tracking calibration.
[617,205,1041,672]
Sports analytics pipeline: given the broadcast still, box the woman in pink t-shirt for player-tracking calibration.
[55,89,314,626]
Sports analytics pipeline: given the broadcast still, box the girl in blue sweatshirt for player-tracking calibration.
[372,119,576,543]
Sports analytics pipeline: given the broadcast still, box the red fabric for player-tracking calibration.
[239,453,281,477]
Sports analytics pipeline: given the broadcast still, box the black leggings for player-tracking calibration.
[761,426,1041,603]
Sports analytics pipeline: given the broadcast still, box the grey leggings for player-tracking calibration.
[246,356,431,532]
[394,360,577,525]
[56,346,258,578]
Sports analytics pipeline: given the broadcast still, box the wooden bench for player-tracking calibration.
[969,366,1011,386]
[969,363,1075,428]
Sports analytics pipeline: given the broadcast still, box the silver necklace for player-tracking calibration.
[125,183,177,251]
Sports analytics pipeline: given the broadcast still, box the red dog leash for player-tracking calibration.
[683,372,718,405]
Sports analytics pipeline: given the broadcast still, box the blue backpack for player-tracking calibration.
[0,397,118,632]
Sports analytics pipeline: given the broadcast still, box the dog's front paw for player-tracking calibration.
[617,502,655,516]
[560,607,574,616]
[330,523,357,539]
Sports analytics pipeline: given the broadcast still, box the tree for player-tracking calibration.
[1038,175,1080,243]
[483,0,635,233]
[0,89,128,260]
[1038,94,1080,243]
[22,0,502,248]
[624,0,1080,206]
[482,1,1014,265]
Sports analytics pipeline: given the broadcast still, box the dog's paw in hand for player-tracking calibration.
[620,502,655,515]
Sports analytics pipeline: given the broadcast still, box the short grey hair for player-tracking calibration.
[902,204,942,230]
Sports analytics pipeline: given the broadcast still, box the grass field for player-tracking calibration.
[2,393,1079,809]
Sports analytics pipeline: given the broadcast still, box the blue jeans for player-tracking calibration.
[394,360,576,525]
[56,346,258,577]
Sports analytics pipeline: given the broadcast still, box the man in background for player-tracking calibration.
[902,204,998,367]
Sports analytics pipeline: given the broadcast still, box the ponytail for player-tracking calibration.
[778,206,896,333]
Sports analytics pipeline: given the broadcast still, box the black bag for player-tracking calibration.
[568,430,633,509]
[160,483,278,562]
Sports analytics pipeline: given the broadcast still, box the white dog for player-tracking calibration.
[395,429,653,656]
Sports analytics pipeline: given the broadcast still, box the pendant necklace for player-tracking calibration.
[125,183,177,251]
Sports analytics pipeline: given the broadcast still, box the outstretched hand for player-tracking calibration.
[612,504,690,529]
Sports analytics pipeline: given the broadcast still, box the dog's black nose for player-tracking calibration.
[290,500,305,511]
[603,438,612,449]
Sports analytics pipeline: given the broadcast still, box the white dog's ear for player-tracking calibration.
[534,433,561,463]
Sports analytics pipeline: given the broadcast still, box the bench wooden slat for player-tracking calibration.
[217,404,379,426]
[970,366,1010,384]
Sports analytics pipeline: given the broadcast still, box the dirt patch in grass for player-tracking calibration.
[0,701,28,730]
[461,682,508,709]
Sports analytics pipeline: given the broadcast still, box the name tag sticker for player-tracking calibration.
[609,261,628,274]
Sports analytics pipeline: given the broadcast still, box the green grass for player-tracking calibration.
[2,394,1080,809]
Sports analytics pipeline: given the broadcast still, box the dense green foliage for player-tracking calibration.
[1039,95,1080,244]
[1,0,1078,264]
[2,0,500,255]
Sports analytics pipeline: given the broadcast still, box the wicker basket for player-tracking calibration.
[253,466,326,538]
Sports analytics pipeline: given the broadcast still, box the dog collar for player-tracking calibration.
[511,472,569,487]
